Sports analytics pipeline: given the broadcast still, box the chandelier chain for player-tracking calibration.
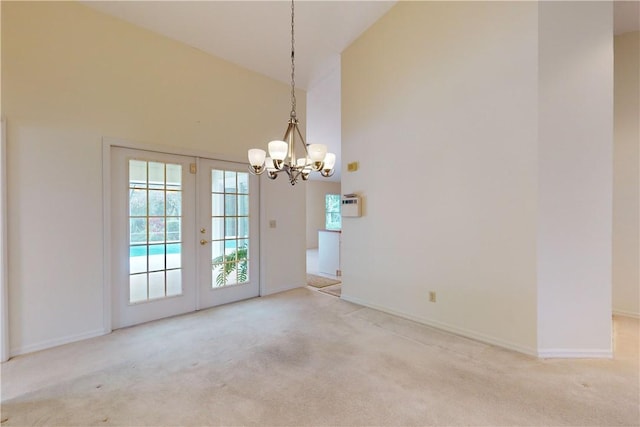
[246,0,335,184]
[290,0,296,119]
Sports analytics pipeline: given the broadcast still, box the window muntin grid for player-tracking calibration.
[128,160,183,303]
[211,169,250,287]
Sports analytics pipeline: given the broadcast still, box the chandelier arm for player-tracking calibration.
[247,164,265,175]
[288,123,296,166]
[282,121,295,142]
[290,168,302,184]
[283,165,294,181]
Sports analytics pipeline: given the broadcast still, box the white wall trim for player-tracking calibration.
[340,293,539,357]
[101,140,113,335]
[613,309,640,319]
[0,118,8,362]
[537,349,613,359]
[103,137,245,164]
[11,328,105,358]
[194,157,202,309]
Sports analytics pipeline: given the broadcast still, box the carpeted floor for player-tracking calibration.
[306,273,341,288]
[1,288,638,426]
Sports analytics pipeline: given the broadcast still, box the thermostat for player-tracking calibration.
[342,194,361,217]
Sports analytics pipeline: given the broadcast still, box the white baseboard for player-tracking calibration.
[537,349,612,359]
[613,309,640,319]
[341,293,538,357]
[10,328,106,358]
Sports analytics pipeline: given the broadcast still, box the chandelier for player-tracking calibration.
[247,0,336,185]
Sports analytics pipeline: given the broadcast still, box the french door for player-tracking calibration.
[111,147,259,329]
[196,158,260,308]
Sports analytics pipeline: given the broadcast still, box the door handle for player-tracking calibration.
[200,239,208,246]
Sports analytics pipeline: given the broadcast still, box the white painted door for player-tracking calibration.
[111,147,197,329]
[196,159,259,309]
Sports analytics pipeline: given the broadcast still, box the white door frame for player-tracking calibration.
[102,138,261,332]
[1,118,9,362]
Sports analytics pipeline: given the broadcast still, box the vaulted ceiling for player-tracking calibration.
[82,1,638,184]
[83,1,396,90]
[83,1,638,91]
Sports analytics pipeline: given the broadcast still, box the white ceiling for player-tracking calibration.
[83,1,639,90]
[83,1,397,90]
[83,0,637,184]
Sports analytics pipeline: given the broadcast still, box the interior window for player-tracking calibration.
[325,194,341,230]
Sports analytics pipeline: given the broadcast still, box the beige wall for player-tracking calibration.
[305,53,342,249]
[306,56,341,183]
[342,1,539,354]
[306,180,341,249]
[2,1,306,355]
[536,1,613,355]
[613,31,640,318]
[342,1,613,356]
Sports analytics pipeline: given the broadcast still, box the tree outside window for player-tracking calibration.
[325,194,341,230]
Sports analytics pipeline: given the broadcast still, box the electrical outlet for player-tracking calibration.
[429,291,436,303]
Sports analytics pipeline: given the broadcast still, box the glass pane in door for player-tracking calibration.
[128,160,183,303]
[210,169,250,287]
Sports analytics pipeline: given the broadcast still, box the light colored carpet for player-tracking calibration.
[306,273,341,288]
[1,288,638,426]
[318,284,342,297]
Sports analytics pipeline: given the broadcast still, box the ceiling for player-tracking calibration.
[83,1,639,90]
[83,1,397,90]
[83,1,637,184]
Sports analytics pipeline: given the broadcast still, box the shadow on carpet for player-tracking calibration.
[307,273,341,288]
[318,284,342,297]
